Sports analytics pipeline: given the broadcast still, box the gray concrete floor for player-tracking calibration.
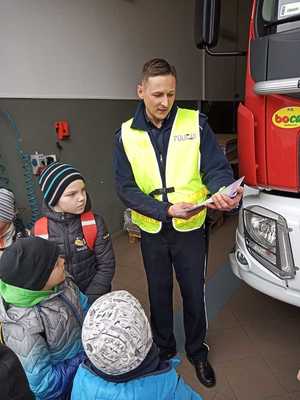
[112,215,300,400]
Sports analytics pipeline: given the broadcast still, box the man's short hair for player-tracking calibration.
[142,58,177,82]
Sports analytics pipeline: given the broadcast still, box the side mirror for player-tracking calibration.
[194,0,221,49]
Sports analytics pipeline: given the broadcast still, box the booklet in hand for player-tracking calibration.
[188,176,244,212]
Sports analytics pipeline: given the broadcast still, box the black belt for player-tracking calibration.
[149,187,175,197]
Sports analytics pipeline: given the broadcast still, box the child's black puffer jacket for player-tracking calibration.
[35,199,115,304]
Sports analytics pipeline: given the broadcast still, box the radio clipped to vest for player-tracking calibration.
[34,211,98,251]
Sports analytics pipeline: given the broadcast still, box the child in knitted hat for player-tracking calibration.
[0,237,89,400]
[34,161,115,304]
[71,290,203,400]
[0,188,28,257]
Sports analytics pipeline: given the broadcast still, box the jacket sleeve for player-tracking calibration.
[5,325,85,400]
[199,116,234,194]
[113,129,171,222]
[84,215,115,303]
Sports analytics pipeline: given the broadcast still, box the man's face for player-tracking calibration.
[137,74,176,126]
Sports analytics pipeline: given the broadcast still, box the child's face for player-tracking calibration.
[54,179,87,214]
[0,220,11,237]
[42,256,65,290]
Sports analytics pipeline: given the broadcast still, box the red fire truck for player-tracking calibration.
[197,0,300,306]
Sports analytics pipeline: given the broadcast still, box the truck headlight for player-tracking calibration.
[243,206,295,279]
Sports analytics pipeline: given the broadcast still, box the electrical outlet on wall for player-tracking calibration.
[30,152,56,175]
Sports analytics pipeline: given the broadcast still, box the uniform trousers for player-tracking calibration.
[140,223,208,362]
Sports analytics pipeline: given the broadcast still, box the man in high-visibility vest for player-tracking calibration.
[113,58,243,388]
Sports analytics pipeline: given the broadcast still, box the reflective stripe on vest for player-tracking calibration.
[121,108,208,233]
[34,211,97,250]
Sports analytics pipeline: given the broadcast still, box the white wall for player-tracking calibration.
[0,0,204,99]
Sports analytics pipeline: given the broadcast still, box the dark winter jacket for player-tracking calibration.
[36,200,115,304]
[0,344,34,400]
[114,102,234,222]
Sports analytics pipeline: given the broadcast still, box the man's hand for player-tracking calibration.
[206,186,244,212]
[168,202,203,219]
[167,187,243,218]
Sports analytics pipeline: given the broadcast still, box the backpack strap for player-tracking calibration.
[34,213,97,250]
[81,211,97,251]
[33,217,49,239]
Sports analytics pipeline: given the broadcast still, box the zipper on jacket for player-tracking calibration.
[158,152,169,202]
[148,129,168,201]
[61,213,72,271]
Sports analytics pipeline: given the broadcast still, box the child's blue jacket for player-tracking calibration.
[71,357,203,400]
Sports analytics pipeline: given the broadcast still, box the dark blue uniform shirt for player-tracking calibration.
[113,102,234,222]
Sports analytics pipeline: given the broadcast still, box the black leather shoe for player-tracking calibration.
[193,360,216,388]
[159,350,177,362]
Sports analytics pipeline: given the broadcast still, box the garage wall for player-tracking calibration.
[0,0,203,99]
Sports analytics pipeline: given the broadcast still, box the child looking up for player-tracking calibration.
[34,162,115,304]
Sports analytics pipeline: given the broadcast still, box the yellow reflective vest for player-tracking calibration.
[121,108,208,233]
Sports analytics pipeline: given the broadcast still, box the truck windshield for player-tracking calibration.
[261,0,300,31]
